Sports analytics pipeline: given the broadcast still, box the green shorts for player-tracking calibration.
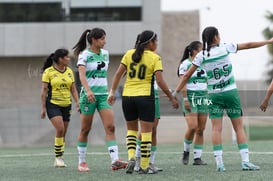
[155,97,160,119]
[208,89,242,119]
[79,94,112,115]
[182,90,208,115]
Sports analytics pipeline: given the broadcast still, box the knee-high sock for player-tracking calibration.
[150,146,157,164]
[193,144,203,159]
[135,139,141,158]
[141,132,152,169]
[126,130,138,160]
[106,140,119,163]
[55,137,64,158]
[213,144,223,166]
[77,141,88,165]
[238,143,249,162]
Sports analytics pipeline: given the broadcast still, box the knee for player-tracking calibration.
[196,127,205,137]
[56,127,65,136]
[188,125,198,133]
[80,127,91,137]
[106,124,115,134]
[212,126,222,133]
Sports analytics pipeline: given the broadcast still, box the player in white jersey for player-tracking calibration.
[177,41,208,166]
[173,26,273,172]
[73,28,127,172]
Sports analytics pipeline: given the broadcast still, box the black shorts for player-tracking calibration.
[46,101,71,122]
[122,96,155,122]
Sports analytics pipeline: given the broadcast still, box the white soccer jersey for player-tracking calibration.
[179,58,207,91]
[77,49,109,95]
[193,43,237,93]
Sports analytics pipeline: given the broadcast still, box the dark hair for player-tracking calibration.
[134,33,141,48]
[41,49,69,72]
[132,30,157,63]
[177,41,202,76]
[73,28,106,56]
[202,26,219,57]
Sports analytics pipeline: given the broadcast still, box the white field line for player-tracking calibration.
[0,151,273,158]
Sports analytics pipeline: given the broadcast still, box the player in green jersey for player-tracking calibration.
[73,28,127,172]
[178,41,208,166]
[173,26,273,172]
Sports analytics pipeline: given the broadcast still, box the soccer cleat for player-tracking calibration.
[193,158,208,166]
[216,164,226,172]
[78,162,90,172]
[182,151,190,165]
[112,160,128,171]
[138,167,158,174]
[54,157,67,168]
[134,157,141,172]
[241,162,260,171]
[126,158,136,174]
[149,163,163,172]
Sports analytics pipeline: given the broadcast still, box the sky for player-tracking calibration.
[161,0,273,80]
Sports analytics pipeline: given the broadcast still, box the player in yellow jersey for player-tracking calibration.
[41,49,79,167]
[108,30,179,174]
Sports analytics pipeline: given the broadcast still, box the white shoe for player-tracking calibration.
[134,157,140,172]
[54,157,67,168]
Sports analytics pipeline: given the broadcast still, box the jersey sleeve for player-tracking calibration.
[154,56,163,72]
[69,69,75,83]
[192,52,203,67]
[121,51,129,67]
[178,62,188,75]
[77,53,87,66]
[42,70,50,83]
[224,43,238,53]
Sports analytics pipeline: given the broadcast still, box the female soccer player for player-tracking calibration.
[173,26,273,172]
[41,49,79,167]
[178,41,208,166]
[73,28,127,172]
[260,79,273,112]
[133,34,163,173]
[108,30,178,174]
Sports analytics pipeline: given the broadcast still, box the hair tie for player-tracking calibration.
[140,32,156,45]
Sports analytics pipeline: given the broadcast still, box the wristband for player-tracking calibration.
[183,97,188,101]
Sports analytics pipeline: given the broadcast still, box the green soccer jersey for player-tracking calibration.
[193,43,237,93]
[77,49,109,95]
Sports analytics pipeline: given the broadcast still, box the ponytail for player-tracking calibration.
[73,29,91,56]
[132,30,157,63]
[202,26,219,57]
[41,49,69,72]
[73,28,106,56]
[177,41,202,76]
[41,53,54,72]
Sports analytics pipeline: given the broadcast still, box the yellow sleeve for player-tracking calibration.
[42,70,50,83]
[121,51,128,67]
[154,56,163,72]
[68,68,75,83]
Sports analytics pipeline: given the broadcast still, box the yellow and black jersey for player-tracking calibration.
[42,66,74,107]
[121,49,163,96]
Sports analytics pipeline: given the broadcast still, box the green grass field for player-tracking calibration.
[1,141,273,181]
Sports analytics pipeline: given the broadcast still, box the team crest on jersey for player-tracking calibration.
[53,74,58,78]
[67,73,72,78]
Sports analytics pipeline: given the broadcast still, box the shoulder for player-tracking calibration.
[66,67,73,73]
[43,66,54,74]
[101,49,109,55]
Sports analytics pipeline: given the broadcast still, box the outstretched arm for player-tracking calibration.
[260,79,273,112]
[238,37,273,51]
[173,65,198,96]
[108,64,126,105]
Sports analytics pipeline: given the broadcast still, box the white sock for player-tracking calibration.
[214,150,223,166]
[150,151,156,164]
[77,146,87,165]
[184,141,192,152]
[240,148,249,162]
[108,145,119,163]
[136,144,141,158]
[193,149,202,159]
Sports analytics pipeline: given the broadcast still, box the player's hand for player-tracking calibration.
[184,100,191,112]
[170,97,179,109]
[41,108,46,119]
[260,99,269,112]
[87,90,96,103]
[107,89,116,106]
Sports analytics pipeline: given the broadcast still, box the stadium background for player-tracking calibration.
[0,0,272,148]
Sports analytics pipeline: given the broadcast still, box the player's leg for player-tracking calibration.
[193,113,207,165]
[50,116,66,167]
[61,105,71,156]
[77,93,96,172]
[77,114,93,172]
[122,96,138,174]
[134,132,141,172]
[182,113,198,165]
[99,105,127,171]
[46,101,66,167]
[226,89,259,171]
